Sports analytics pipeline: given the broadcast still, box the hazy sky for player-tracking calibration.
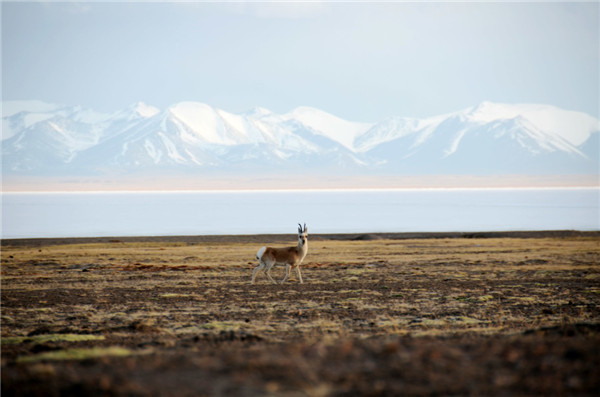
[2,1,598,121]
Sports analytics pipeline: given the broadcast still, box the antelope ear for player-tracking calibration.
[304,223,308,234]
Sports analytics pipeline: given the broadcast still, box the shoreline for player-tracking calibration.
[3,230,598,247]
[3,185,599,194]
[2,174,598,192]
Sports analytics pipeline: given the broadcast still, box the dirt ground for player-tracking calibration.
[2,231,599,396]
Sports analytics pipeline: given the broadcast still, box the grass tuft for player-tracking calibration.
[2,334,105,345]
[17,347,136,363]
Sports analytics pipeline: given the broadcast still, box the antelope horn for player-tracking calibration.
[298,223,303,232]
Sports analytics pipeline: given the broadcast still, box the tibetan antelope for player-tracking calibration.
[251,223,308,284]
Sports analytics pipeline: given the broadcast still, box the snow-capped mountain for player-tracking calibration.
[356,102,598,174]
[283,106,372,150]
[2,100,598,176]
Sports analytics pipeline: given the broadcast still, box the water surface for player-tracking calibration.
[2,188,598,238]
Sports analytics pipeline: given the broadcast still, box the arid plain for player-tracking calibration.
[2,231,599,396]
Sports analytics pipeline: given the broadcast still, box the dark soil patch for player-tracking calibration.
[3,326,599,397]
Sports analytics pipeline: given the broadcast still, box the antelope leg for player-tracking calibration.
[251,262,265,284]
[296,266,303,284]
[265,262,277,284]
[281,264,291,284]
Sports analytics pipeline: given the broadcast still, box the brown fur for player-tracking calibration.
[262,246,303,265]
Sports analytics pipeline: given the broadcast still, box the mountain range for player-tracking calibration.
[2,100,598,177]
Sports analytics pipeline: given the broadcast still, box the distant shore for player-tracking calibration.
[3,230,598,248]
[2,174,598,192]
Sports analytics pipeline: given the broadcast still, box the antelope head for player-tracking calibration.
[298,223,308,246]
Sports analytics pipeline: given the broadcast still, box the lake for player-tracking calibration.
[1,188,598,239]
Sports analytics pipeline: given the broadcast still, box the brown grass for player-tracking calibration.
[2,234,599,395]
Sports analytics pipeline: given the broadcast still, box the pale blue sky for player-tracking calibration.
[2,1,598,121]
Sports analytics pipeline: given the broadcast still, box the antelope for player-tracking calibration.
[251,223,308,284]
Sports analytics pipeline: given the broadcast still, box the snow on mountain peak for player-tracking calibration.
[467,101,510,122]
[467,101,599,146]
[245,106,273,118]
[167,102,263,146]
[284,106,373,150]
[2,99,598,176]
[354,116,421,152]
[133,102,160,118]
[167,102,224,144]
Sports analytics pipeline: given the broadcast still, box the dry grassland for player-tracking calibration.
[2,233,599,396]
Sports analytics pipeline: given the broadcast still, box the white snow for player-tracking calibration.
[106,102,160,123]
[251,119,276,143]
[23,113,55,128]
[1,101,62,140]
[144,139,161,164]
[443,128,469,157]
[158,132,186,163]
[168,102,226,145]
[410,116,447,148]
[2,99,598,175]
[354,117,419,152]
[71,107,112,124]
[184,148,203,166]
[246,107,273,119]
[217,109,245,136]
[134,102,160,118]
[168,102,267,146]
[467,101,599,146]
[284,106,373,150]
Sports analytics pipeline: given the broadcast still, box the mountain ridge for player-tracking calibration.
[2,100,598,177]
